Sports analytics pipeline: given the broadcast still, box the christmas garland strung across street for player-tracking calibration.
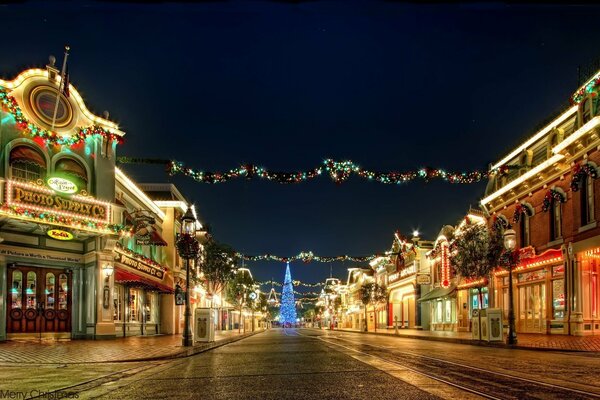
[117,157,509,186]
[237,251,384,263]
[0,88,123,147]
[258,280,324,288]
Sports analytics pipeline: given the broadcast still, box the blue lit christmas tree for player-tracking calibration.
[279,262,297,325]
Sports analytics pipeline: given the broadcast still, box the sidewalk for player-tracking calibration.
[331,327,600,352]
[0,329,262,364]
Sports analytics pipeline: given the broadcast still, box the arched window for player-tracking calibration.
[582,97,593,126]
[581,174,595,226]
[9,145,46,182]
[550,198,562,241]
[519,214,530,247]
[55,158,88,189]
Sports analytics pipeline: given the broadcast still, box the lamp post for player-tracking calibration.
[503,228,518,345]
[177,206,200,347]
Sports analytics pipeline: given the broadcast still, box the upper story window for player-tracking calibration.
[550,199,562,241]
[9,145,46,182]
[519,215,530,248]
[580,174,595,226]
[55,158,88,191]
[581,96,594,126]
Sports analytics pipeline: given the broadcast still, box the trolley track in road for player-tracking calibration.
[297,329,599,400]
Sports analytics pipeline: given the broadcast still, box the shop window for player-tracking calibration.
[45,273,55,309]
[471,289,489,310]
[552,279,565,319]
[58,274,68,310]
[581,256,599,320]
[502,288,508,318]
[26,271,36,309]
[445,300,452,322]
[11,270,22,309]
[435,301,442,323]
[113,285,123,321]
[550,200,562,241]
[145,292,154,323]
[9,145,46,182]
[129,288,141,322]
[519,215,530,248]
[580,174,595,226]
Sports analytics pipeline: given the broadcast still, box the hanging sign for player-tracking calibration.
[115,250,165,280]
[47,229,74,241]
[416,274,431,285]
[47,176,78,194]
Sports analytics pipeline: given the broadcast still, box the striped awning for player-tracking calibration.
[114,268,173,293]
[10,146,46,168]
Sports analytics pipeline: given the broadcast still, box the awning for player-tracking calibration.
[55,158,87,181]
[148,229,168,246]
[114,268,173,293]
[418,284,456,302]
[10,146,46,168]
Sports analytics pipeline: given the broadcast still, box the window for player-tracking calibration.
[520,215,530,247]
[145,292,154,322]
[55,158,88,190]
[436,301,442,323]
[581,175,595,225]
[113,285,123,321]
[11,270,22,309]
[26,271,36,309]
[552,279,565,319]
[581,256,599,319]
[550,199,562,240]
[582,97,592,125]
[45,273,55,309]
[9,145,46,182]
[128,288,142,322]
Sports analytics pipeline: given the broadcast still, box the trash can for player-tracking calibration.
[481,308,503,342]
[471,309,481,340]
[194,307,215,342]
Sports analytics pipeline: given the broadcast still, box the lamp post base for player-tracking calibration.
[507,331,518,345]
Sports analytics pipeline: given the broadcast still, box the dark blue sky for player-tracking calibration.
[2,1,600,288]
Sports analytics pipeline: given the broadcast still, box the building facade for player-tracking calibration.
[481,69,600,335]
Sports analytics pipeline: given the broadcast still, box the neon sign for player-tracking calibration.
[47,229,74,241]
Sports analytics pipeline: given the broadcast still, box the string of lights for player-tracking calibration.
[258,280,324,288]
[238,251,380,263]
[117,157,506,185]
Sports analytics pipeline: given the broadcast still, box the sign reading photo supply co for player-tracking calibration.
[115,250,165,280]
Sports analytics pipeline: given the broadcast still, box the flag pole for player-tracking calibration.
[51,45,70,132]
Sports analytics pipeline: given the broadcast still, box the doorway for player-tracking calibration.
[518,282,546,333]
[7,265,72,336]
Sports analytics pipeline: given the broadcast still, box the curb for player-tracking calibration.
[327,328,591,353]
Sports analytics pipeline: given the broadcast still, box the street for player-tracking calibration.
[2,329,600,399]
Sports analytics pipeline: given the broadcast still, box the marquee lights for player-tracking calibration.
[440,239,451,288]
[6,179,111,224]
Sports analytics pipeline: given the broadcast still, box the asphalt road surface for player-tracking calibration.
[3,328,600,399]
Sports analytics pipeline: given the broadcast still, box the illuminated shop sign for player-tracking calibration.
[47,229,74,241]
[6,180,110,224]
[47,176,78,194]
[388,264,417,284]
[116,251,164,280]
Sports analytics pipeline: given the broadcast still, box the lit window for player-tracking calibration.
[9,145,46,182]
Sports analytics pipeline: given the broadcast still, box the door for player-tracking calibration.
[518,283,545,333]
[7,266,72,334]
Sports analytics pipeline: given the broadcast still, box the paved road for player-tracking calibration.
[2,328,600,399]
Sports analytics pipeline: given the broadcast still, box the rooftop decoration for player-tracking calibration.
[0,87,123,147]
[571,71,600,105]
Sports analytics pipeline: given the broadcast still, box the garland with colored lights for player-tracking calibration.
[571,73,600,104]
[0,88,123,146]
[0,204,126,234]
[117,157,506,185]
[238,251,380,263]
[115,242,166,271]
[258,280,324,288]
[513,202,534,223]
[542,188,567,212]
[570,163,599,192]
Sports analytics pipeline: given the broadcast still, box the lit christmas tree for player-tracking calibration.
[279,262,297,325]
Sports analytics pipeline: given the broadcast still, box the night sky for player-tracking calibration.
[2,1,600,290]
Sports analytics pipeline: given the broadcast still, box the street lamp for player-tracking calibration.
[177,206,200,347]
[503,228,518,345]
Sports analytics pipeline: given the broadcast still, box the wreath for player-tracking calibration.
[513,202,534,223]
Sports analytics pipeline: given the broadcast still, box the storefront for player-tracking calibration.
[112,244,173,337]
[494,247,564,334]
[422,286,457,331]
[575,246,600,335]
[388,266,418,329]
